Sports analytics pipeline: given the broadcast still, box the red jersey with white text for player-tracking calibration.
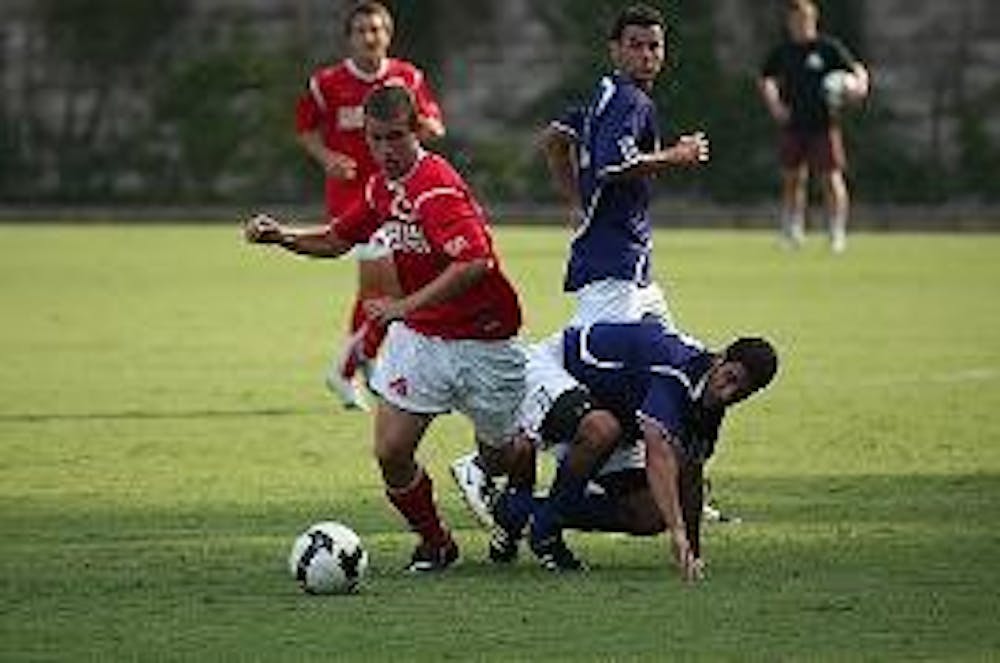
[296,58,443,216]
[333,152,522,340]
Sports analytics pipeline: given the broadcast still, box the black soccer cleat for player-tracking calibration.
[487,524,520,564]
[528,534,586,572]
[406,538,459,573]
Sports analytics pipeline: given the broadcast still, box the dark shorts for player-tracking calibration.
[779,126,846,172]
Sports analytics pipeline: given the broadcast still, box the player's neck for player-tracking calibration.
[347,56,388,80]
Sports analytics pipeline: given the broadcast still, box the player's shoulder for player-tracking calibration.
[412,152,463,187]
[604,74,653,117]
[385,58,425,84]
[310,61,350,82]
[819,33,858,61]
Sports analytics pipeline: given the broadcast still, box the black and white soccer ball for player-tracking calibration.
[822,70,855,110]
[288,521,369,595]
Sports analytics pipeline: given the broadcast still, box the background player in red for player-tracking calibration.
[246,85,525,573]
[296,1,445,409]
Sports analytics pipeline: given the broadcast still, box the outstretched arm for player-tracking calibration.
[642,418,701,582]
[606,132,710,181]
[679,460,704,561]
[243,213,353,258]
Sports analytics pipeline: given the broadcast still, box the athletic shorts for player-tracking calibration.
[521,336,646,474]
[569,279,675,331]
[370,323,526,448]
[352,226,392,261]
[779,126,846,172]
[516,334,581,447]
[551,437,646,478]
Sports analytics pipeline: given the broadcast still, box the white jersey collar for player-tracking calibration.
[346,57,389,83]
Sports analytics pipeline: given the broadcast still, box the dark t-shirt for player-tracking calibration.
[761,35,858,132]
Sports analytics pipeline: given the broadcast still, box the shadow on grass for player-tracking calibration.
[3,473,998,545]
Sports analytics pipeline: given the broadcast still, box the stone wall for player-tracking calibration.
[2,0,997,202]
[712,0,1000,161]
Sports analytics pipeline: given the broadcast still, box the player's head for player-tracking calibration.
[364,85,420,178]
[786,0,819,43]
[345,2,393,65]
[608,4,666,89]
[704,337,779,409]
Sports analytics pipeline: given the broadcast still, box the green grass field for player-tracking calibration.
[1,224,999,661]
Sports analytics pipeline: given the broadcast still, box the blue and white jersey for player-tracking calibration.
[562,322,722,463]
[552,73,662,292]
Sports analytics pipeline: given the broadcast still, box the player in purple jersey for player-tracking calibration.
[459,322,778,579]
[538,4,709,328]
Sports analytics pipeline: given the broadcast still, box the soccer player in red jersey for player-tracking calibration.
[296,1,445,410]
[246,85,525,572]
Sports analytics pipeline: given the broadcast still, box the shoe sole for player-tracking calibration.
[448,462,494,528]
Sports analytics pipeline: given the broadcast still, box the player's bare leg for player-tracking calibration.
[822,169,850,253]
[375,402,458,572]
[779,165,808,248]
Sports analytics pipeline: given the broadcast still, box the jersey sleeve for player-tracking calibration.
[416,189,494,264]
[411,68,444,124]
[826,37,859,70]
[638,374,689,442]
[549,105,585,140]
[593,97,655,179]
[295,75,325,134]
[760,45,783,78]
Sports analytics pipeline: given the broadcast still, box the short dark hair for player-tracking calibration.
[788,0,819,18]
[609,3,666,41]
[344,1,394,37]
[364,84,417,127]
[724,337,779,393]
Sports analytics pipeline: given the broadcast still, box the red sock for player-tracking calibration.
[349,296,366,334]
[338,298,368,379]
[386,468,450,548]
[361,319,388,360]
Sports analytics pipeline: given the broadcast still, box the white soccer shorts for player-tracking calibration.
[522,333,645,476]
[370,323,526,448]
[569,279,676,331]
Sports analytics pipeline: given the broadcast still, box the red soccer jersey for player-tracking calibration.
[333,151,522,340]
[296,58,443,216]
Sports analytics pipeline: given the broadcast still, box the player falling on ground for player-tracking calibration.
[457,322,777,579]
[758,0,869,253]
[453,2,721,533]
[246,85,524,573]
[296,1,445,409]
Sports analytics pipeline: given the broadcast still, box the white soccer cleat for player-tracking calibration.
[324,367,369,411]
[449,452,495,528]
[779,225,806,250]
[831,230,847,254]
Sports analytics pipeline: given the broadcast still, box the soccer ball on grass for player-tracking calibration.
[288,521,369,594]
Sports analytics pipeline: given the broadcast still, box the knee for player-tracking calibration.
[577,411,621,455]
[373,432,413,470]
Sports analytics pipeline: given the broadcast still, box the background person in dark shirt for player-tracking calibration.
[759,0,869,253]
